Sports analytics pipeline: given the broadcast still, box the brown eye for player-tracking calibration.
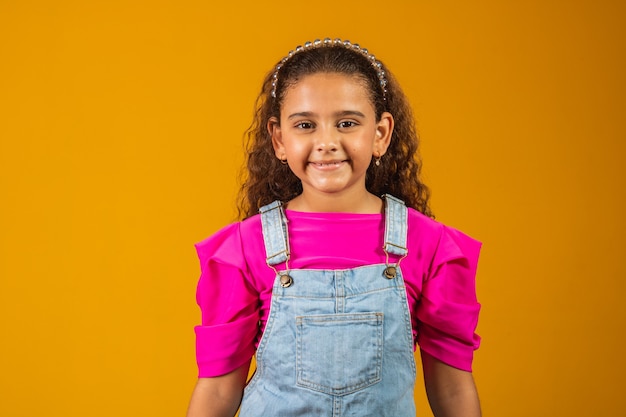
[338,121,357,128]
[295,122,314,129]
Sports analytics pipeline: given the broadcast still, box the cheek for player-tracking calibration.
[349,137,375,154]
[284,139,308,155]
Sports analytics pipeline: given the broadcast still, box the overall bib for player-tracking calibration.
[239,195,417,417]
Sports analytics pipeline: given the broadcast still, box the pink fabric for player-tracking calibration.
[194,208,481,377]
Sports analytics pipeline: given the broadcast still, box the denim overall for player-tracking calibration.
[239,195,417,417]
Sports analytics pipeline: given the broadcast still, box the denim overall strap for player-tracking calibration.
[383,194,408,257]
[259,200,290,266]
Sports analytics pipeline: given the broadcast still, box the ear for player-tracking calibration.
[268,116,285,159]
[374,112,394,156]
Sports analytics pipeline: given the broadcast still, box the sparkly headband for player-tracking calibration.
[270,38,388,100]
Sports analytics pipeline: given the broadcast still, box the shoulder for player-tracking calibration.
[406,207,481,267]
[407,207,441,236]
[194,214,264,271]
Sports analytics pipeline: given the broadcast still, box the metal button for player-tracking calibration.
[279,274,293,288]
[383,266,397,279]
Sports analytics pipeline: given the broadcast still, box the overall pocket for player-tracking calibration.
[295,312,383,396]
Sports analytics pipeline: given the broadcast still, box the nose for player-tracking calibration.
[314,127,338,152]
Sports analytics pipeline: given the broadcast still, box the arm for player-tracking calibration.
[186,360,251,417]
[421,350,481,417]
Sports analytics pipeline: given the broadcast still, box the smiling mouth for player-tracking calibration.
[310,160,346,168]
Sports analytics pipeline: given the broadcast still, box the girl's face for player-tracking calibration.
[269,72,393,210]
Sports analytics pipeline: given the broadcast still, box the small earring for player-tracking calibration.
[280,158,288,165]
[374,151,381,167]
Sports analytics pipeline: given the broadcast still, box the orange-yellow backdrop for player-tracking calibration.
[1,1,624,416]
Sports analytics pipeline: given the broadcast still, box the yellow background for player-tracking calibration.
[1,1,624,416]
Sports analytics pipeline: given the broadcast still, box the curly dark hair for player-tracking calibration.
[237,41,433,219]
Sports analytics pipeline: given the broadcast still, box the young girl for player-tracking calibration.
[187,38,482,417]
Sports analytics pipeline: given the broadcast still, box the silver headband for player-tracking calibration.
[270,38,388,100]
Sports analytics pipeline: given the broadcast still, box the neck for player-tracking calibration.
[286,189,383,214]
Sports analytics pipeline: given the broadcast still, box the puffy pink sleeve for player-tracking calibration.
[416,225,482,372]
[194,223,260,378]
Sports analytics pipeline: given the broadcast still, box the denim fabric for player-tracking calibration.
[260,200,290,265]
[384,194,408,256]
[239,195,416,416]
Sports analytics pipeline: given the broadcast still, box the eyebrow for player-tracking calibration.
[286,110,367,120]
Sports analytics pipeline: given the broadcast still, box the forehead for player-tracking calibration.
[281,72,374,112]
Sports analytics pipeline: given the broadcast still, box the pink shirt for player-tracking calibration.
[194,208,481,377]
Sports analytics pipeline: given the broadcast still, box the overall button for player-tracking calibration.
[383,266,397,279]
[280,274,294,288]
